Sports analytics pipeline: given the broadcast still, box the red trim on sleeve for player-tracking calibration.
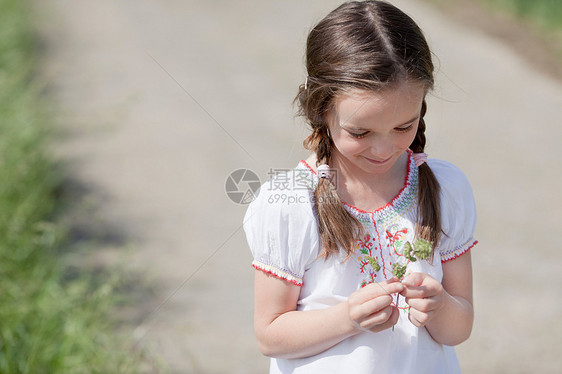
[441,240,478,263]
[252,263,303,287]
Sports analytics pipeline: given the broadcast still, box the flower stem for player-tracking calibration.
[392,294,400,332]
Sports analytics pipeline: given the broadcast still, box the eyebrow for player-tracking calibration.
[340,115,420,131]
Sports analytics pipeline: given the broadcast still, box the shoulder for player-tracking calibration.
[252,162,316,206]
[427,159,478,258]
[427,159,472,192]
[243,163,321,284]
[244,163,318,231]
[427,158,475,207]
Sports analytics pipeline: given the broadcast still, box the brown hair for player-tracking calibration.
[296,1,441,259]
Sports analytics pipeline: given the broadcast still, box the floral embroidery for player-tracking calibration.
[348,155,420,288]
[298,155,475,289]
[386,224,410,257]
[356,233,381,287]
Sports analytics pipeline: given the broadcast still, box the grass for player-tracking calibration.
[429,0,562,80]
[479,0,562,31]
[0,0,152,372]
[479,0,562,74]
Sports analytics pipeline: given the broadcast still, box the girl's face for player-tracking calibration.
[327,82,425,176]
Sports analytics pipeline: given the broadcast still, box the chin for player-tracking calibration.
[364,164,394,175]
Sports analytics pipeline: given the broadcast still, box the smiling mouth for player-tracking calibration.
[364,156,392,165]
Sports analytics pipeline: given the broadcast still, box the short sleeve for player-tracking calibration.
[429,159,478,262]
[243,170,320,286]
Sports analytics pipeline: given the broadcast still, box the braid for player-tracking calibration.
[304,126,364,259]
[410,100,427,153]
[411,99,442,249]
[313,127,332,164]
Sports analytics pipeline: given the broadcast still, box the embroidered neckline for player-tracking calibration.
[297,153,418,221]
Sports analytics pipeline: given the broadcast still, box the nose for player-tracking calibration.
[367,134,393,160]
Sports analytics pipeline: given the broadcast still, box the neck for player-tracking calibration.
[330,151,409,210]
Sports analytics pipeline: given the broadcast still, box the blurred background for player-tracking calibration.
[1,0,561,373]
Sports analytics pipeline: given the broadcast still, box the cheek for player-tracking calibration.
[332,136,369,156]
[399,132,417,150]
[400,126,419,150]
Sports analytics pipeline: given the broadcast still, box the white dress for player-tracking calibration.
[243,153,478,374]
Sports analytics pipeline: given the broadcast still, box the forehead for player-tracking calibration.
[333,82,425,127]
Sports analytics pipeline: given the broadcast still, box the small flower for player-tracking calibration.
[412,238,432,260]
[402,242,417,262]
[392,263,407,280]
[366,256,381,272]
[401,238,433,263]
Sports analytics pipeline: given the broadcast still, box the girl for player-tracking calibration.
[243,1,477,373]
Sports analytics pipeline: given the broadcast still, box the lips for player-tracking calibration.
[364,155,392,165]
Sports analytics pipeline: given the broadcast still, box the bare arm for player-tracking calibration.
[400,251,473,346]
[254,270,404,359]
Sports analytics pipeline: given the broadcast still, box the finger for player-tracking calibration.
[349,295,393,326]
[384,276,401,284]
[402,272,426,287]
[368,306,400,333]
[408,309,423,327]
[405,296,440,313]
[401,276,441,299]
[359,305,395,329]
[358,280,404,303]
[400,284,431,299]
[408,307,433,327]
[356,294,394,317]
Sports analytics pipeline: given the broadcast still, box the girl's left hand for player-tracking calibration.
[399,272,445,327]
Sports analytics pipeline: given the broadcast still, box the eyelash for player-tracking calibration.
[347,123,415,138]
[395,123,414,132]
[348,131,369,139]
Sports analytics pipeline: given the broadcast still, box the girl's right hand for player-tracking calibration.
[346,277,404,333]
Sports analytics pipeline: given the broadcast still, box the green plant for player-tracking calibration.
[482,0,562,30]
[391,238,434,330]
[0,0,153,372]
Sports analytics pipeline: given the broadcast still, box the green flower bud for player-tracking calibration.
[366,256,381,272]
[413,238,432,260]
[402,242,417,262]
[392,263,407,280]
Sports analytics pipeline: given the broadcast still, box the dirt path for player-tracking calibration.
[34,0,562,373]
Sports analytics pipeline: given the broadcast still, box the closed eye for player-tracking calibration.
[395,122,416,133]
[347,130,369,139]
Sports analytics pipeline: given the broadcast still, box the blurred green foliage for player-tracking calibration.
[0,0,150,372]
[481,0,562,30]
